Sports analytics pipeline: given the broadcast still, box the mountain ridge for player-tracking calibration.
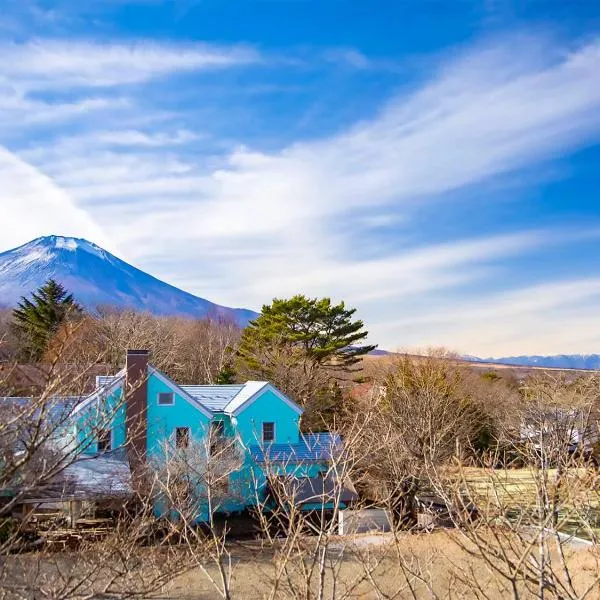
[465,354,600,370]
[0,236,258,326]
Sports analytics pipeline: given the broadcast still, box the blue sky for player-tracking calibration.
[1,0,600,356]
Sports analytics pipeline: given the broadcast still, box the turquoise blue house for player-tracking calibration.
[59,350,355,523]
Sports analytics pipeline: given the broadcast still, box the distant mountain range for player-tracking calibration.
[0,236,258,326]
[464,354,600,371]
[372,351,600,370]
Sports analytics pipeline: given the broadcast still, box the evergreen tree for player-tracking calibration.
[12,279,83,360]
[238,294,376,371]
[215,362,236,384]
[236,295,376,427]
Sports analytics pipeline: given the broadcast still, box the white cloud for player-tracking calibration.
[0,147,113,251]
[94,129,200,147]
[324,48,372,69]
[378,278,600,356]
[0,39,260,88]
[2,33,600,355]
[0,95,129,130]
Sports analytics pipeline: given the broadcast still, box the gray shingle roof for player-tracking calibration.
[0,396,85,425]
[180,384,244,411]
[249,433,342,464]
[96,375,118,387]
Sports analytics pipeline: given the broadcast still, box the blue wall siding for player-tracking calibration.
[221,389,304,510]
[146,372,211,455]
[77,385,126,455]
[234,388,301,447]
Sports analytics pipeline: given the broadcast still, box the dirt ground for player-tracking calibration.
[162,531,600,600]
[2,530,598,599]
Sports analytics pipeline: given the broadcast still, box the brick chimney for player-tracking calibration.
[125,350,149,466]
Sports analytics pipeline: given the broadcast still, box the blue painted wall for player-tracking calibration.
[146,372,211,456]
[234,388,301,446]
[76,385,126,455]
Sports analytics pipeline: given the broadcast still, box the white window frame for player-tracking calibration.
[158,392,174,406]
[97,428,112,453]
[262,421,275,443]
[175,426,190,449]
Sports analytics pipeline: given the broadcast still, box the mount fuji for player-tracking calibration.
[0,236,258,326]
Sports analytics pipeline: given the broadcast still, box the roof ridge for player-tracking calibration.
[181,383,243,388]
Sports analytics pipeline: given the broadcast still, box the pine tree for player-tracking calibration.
[238,294,376,372]
[12,279,83,360]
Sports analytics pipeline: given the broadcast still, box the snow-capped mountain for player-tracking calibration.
[466,354,600,370]
[0,236,257,326]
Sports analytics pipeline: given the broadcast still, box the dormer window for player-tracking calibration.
[262,422,275,443]
[158,392,174,405]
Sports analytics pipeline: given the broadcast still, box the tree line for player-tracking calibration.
[1,279,600,599]
[1,279,377,430]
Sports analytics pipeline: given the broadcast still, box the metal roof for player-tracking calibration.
[17,448,132,502]
[96,375,119,387]
[271,474,358,506]
[180,384,245,411]
[180,381,271,413]
[4,372,296,419]
[0,395,86,425]
[249,433,342,464]
[60,448,132,499]
[223,381,269,414]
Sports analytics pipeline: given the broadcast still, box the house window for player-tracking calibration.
[175,427,190,449]
[97,429,111,453]
[158,392,174,405]
[217,478,229,495]
[210,421,225,455]
[262,422,275,443]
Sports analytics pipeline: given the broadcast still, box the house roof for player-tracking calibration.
[180,381,302,416]
[60,448,132,499]
[16,448,132,502]
[4,366,301,420]
[0,395,86,425]
[249,433,342,464]
[224,381,270,414]
[96,375,119,387]
[269,473,358,506]
[180,384,245,411]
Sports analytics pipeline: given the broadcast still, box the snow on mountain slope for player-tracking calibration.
[0,236,257,326]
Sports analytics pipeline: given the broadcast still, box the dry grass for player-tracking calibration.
[2,530,598,599]
[164,531,600,599]
[455,467,600,541]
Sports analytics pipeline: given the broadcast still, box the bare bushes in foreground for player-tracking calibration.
[423,373,600,599]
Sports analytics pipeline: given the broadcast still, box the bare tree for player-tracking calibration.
[422,372,600,600]
[94,308,184,374]
[173,317,241,384]
[351,350,483,526]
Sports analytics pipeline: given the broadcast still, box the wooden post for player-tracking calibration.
[69,501,81,528]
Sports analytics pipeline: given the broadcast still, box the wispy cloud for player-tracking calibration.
[2,32,600,355]
[0,147,113,251]
[93,129,200,147]
[0,39,260,88]
[380,278,600,355]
